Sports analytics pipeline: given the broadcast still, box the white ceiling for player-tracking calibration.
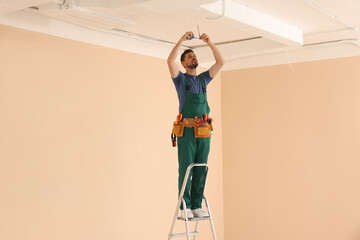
[1,0,360,70]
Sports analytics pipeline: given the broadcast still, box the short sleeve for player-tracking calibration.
[172,70,183,87]
[199,70,213,86]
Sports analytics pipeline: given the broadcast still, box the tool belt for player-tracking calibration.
[172,117,213,139]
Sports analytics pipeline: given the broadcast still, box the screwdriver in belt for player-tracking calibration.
[176,113,183,124]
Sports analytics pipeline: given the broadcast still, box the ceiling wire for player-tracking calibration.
[190,36,262,48]
[303,38,360,47]
[195,0,201,38]
[27,3,259,49]
[112,28,183,46]
[226,38,360,63]
[286,48,294,72]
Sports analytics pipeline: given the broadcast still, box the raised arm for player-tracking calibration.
[167,32,195,78]
[200,33,226,78]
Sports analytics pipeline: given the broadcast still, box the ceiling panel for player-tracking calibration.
[233,0,357,34]
[1,0,360,70]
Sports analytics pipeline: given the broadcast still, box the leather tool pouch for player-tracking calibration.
[172,122,184,137]
[194,122,212,138]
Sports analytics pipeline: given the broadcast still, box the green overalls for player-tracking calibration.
[178,75,211,210]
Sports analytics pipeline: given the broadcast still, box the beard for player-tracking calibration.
[188,62,198,69]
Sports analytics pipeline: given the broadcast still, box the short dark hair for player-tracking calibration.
[180,49,194,62]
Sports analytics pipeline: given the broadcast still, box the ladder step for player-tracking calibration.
[177,216,211,222]
[169,231,198,238]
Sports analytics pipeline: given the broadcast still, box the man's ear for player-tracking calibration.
[181,62,186,69]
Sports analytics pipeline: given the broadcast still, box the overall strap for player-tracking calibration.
[184,76,191,91]
[199,75,206,93]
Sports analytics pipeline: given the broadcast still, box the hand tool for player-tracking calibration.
[171,133,177,147]
[195,116,199,123]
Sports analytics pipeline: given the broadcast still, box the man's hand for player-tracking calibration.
[168,31,195,78]
[200,33,211,44]
[201,33,225,78]
[181,31,196,41]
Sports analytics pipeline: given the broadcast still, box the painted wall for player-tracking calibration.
[4,22,360,240]
[222,57,360,240]
[0,24,224,240]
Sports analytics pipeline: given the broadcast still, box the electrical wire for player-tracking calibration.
[226,38,360,63]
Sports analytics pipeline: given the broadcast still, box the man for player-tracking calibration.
[167,32,225,219]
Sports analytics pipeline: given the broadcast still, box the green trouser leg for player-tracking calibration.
[178,127,211,210]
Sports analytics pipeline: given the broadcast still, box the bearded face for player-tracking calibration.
[188,61,198,69]
[182,52,198,69]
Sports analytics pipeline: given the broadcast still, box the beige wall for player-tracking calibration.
[0,24,224,240]
[3,22,360,240]
[222,57,360,240]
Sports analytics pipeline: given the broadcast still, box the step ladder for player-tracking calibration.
[168,163,217,240]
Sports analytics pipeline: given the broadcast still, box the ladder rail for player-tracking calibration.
[203,195,217,240]
[182,198,191,240]
[178,163,208,199]
[168,198,182,240]
[168,163,216,240]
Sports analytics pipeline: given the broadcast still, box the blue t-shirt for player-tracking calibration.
[172,70,213,112]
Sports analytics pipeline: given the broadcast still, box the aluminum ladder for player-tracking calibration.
[168,163,217,240]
